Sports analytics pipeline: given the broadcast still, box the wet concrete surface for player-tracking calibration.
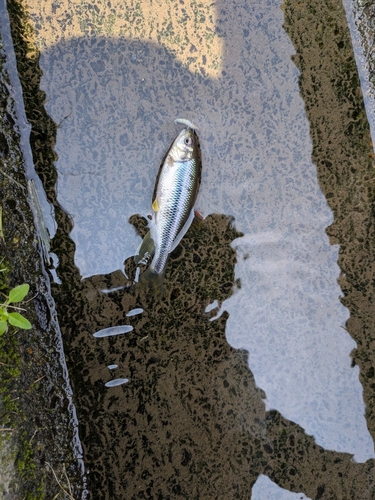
[343,0,375,145]
[2,0,375,498]
[0,2,86,497]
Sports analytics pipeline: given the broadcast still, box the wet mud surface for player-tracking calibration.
[2,0,375,498]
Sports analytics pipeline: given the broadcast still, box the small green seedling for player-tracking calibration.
[0,283,32,335]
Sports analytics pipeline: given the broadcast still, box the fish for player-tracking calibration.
[135,119,202,286]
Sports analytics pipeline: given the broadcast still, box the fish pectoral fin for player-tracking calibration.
[134,231,155,265]
[194,210,204,222]
[170,208,195,253]
[166,155,174,167]
[152,198,159,212]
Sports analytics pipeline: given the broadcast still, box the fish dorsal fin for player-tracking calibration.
[152,198,159,212]
[170,208,195,253]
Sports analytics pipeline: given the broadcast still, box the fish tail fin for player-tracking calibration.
[134,231,155,265]
[138,266,166,297]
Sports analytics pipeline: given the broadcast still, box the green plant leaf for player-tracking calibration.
[0,321,7,335]
[8,284,30,304]
[0,307,8,322]
[8,312,32,329]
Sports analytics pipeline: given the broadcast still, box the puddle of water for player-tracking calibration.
[224,230,371,460]
[34,0,373,459]
[7,0,375,497]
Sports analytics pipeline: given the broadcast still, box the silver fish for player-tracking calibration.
[135,122,202,282]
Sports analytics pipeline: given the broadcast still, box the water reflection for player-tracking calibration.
[252,475,311,500]
[56,214,374,498]
[38,6,374,462]
[11,0,375,496]
[224,227,372,460]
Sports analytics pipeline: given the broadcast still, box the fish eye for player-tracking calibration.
[184,137,193,146]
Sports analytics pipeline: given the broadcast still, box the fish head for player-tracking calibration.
[170,128,200,162]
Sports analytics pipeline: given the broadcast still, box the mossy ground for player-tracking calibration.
[0,256,46,500]
[0,21,76,497]
[0,266,40,493]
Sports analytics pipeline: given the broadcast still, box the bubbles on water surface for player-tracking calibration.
[105,378,129,388]
[126,308,144,317]
[93,325,133,338]
[100,286,126,294]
